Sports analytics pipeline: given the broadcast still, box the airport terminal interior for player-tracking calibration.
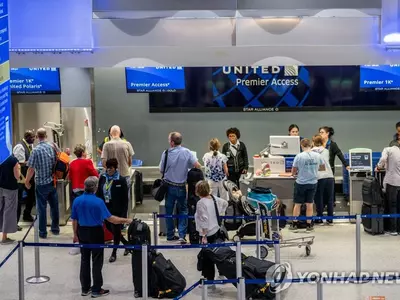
[2,0,400,300]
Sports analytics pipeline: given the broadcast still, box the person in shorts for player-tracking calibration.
[290,138,325,233]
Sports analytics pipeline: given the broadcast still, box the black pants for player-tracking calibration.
[17,183,35,222]
[227,168,242,187]
[200,232,218,280]
[78,226,104,293]
[385,184,400,232]
[105,220,128,255]
[315,178,335,218]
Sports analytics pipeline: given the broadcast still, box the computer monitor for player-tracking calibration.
[349,148,372,172]
[269,136,300,156]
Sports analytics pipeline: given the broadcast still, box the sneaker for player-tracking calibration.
[134,291,141,298]
[314,219,323,225]
[217,275,226,281]
[1,238,15,245]
[289,223,298,233]
[81,288,92,296]
[390,232,398,236]
[179,238,187,245]
[208,285,223,295]
[91,289,110,298]
[166,236,179,242]
[17,226,23,231]
[306,224,314,233]
[326,220,333,226]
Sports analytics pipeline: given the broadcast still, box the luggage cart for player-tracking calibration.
[245,197,315,258]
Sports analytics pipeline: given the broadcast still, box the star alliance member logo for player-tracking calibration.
[284,66,298,76]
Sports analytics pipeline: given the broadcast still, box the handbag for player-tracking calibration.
[152,149,169,202]
[211,195,228,241]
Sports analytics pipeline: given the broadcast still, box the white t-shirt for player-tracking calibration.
[311,147,334,179]
[195,196,228,237]
[203,151,228,182]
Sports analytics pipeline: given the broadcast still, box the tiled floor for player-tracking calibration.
[1,220,400,300]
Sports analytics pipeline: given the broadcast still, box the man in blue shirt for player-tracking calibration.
[159,132,201,244]
[25,128,59,239]
[71,177,131,298]
[290,138,325,233]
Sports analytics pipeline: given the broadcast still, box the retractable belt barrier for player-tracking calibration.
[6,212,400,300]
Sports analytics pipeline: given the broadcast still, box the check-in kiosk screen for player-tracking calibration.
[350,152,372,170]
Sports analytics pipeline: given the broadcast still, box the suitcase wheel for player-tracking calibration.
[260,246,268,259]
[305,245,311,256]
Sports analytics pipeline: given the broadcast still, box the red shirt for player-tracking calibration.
[69,158,98,190]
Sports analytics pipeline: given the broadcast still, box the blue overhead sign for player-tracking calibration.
[0,0,11,164]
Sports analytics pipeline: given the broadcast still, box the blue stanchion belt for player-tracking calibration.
[174,280,200,300]
[157,213,400,221]
[24,240,279,251]
[0,243,20,269]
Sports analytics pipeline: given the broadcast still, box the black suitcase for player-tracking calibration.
[133,170,144,205]
[361,204,384,235]
[131,250,159,298]
[224,200,242,231]
[200,247,276,299]
[362,176,384,206]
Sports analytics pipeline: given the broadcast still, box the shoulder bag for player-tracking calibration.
[211,195,228,241]
[152,149,169,202]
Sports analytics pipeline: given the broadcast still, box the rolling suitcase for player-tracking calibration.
[133,170,144,205]
[361,204,384,235]
[362,176,384,206]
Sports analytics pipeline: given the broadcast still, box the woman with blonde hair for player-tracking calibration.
[203,138,229,200]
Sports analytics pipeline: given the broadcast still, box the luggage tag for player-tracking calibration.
[105,195,110,203]
[116,185,121,188]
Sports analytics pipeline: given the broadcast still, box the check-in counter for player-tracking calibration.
[46,179,71,226]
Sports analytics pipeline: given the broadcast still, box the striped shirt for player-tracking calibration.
[27,141,56,186]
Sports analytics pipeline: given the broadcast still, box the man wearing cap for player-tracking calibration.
[71,176,132,298]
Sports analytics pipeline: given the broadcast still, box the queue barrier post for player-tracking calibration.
[236,242,245,300]
[255,215,261,259]
[153,212,158,246]
[142,244,149,300]
[356,214,361,278]
[317,280,323,300]
[26,218,50,284]
[18,241,25,300]
[238,277,246,300]
[201,278,208,300]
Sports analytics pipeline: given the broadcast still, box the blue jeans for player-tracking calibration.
[36,183,60,238]
[165,185,187,240]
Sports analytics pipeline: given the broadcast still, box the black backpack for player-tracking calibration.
[151,252,186,298]
[134,170,144,205]
[128,219,151,245]
[362,176,385,206]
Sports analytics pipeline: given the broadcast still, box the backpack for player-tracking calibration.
[128,219,151,245]
[51,144,70,180]
[151,252,186,298]
[362,176,385,206]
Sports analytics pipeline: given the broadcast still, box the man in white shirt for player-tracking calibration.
[377,145,400,235]
[13,131,36,229]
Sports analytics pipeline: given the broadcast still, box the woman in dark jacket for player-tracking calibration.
[97,158,129,262]
[319,127,349,174]
[222,127,249,186]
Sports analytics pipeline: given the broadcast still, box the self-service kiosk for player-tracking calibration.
[348,148,373,217]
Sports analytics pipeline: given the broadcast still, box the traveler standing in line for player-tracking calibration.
[311,135,335,225]
[69,144,99,204]
[203,138,229,200]
[97,158,129,262]
[25,128,60,239]
[101,126,134,201]
[195,180,227,296]
[0,155,21,244]
[222,128,249,187]
[13,130,36,229]
[290,139,325,233]
[159,132,201,244]
[376,145,400,235]
[71,177,132,298]
[97,126,126,156]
